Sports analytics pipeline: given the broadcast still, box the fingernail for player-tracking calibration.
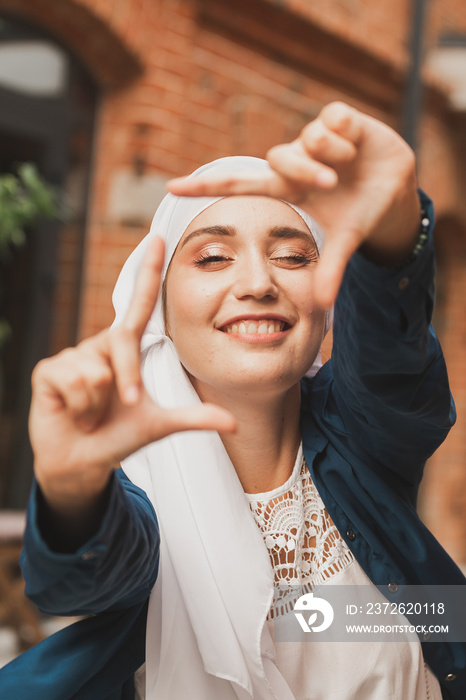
[316,170,338,188]
[124,384,140,404]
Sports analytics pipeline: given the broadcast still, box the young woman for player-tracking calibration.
[1,102,465,699]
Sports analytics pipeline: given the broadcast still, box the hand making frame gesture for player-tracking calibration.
[30,237,235,521]
[168,102,421,308]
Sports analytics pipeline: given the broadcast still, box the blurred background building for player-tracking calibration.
[0,0,465,597]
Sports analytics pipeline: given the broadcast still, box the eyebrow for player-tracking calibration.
[270,226,317,248]
[180,225,235,248]
[180,224,316,249]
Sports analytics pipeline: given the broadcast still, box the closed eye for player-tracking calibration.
[271,253,317,266]
[194,253,233,266]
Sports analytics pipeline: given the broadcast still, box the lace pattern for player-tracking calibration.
[246,447,354,618]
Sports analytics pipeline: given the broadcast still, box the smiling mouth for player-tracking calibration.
[220,319,289,335]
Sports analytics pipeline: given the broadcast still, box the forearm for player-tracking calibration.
[21,469,160,615]
[329,191,455,472]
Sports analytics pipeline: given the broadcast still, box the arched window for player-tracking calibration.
[0,14,97,508]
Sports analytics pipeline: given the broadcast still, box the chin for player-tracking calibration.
[192,368,303,400]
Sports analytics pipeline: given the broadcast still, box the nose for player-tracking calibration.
[232,256,279,300]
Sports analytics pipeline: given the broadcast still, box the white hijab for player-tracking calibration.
[112,156,330,700]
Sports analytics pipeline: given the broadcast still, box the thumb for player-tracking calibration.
[155,403,237,439]
[313,230,361,308]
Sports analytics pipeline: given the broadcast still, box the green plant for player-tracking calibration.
[0,162,58,256]
[0,163,59,349]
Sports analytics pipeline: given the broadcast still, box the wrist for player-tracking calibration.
[36,473,114,553]
[359,189,422,266]
[35,464,113,516]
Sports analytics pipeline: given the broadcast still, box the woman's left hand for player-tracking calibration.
[167,102,420,308]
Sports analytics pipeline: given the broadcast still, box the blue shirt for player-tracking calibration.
[1,192,464,700]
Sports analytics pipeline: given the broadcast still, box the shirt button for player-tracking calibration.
[81,550,97,561]
[388,582,399,593]
[398,277,410,290]
[346,530,356,541]
[445,673,457,682]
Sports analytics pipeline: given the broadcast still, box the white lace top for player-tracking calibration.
[245,445,442,700]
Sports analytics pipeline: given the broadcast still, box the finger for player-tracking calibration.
[95,402,236,469]
[113,236,165,404]
[319,102,365,145]
[106,325,143,405]
[124,236,165,337]
[167,163,337,202]
[266,142,339,189]
[299,121,357,166]
[155,403,237,439]
[167,170,283,198]
[312,231,362,308]
[74,346,115,429]
[32,351,113,428]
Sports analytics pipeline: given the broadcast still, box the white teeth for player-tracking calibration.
[223,319,286,334]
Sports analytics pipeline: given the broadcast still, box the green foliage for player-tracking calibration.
[0,162,58,259]
[0,163,59,351]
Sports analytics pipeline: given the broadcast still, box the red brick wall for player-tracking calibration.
[3,0,466,562]
[77,0,409,335]
[262,0,411,68]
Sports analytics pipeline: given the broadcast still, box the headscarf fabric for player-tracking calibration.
[112,156,330,700]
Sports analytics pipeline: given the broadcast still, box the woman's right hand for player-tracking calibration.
[30,236,236,519]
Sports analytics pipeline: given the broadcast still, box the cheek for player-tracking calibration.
[165,272,214,341]
[290,280,323,328]
[295,290,326,349]
[164,275,220,383]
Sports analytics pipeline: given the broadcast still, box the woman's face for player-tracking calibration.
[165,196,326,400]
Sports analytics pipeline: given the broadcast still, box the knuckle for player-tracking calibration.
[223,176,239,190]
[266,144,287,168]
[31,358,49,386]
[56,347,75,362]
[65,370,87,394]
[305,128,329,152]
[90,363,114,390]
[265,144,278,162]
[321,101,353,131]
[337,141,357,164]
[194,181,211,196]
[403,144,416,174]
[32,349,72,386]
[300,122,314,140]
[325,100,347,112]
[226,177,248,195]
